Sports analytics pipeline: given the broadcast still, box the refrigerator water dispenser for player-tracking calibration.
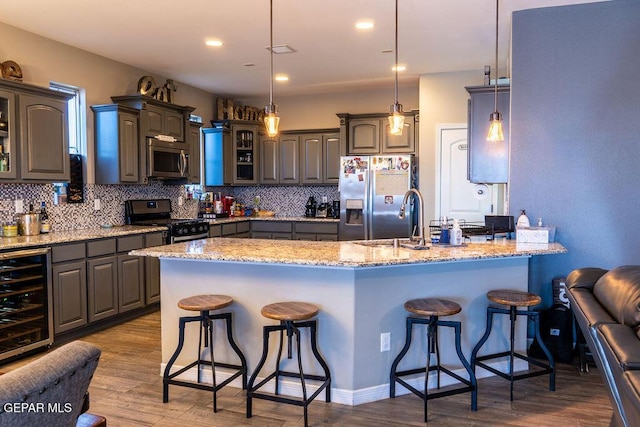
[345,199,364,225]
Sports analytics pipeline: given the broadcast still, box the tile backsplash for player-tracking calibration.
[0,182,339,232]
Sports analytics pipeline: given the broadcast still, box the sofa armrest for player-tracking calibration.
[566,267,608,291]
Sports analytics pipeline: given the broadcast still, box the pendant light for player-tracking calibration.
[388,0,404,136]
[487,0,504,142]
[264,0,280,137]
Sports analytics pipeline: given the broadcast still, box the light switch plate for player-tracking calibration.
[94,199,101,210]
[14,199,23,213]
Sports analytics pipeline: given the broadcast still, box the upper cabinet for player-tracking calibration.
[0,79,72,182]
[337,111,418,155]
[203,121,261,186]
[93,95,196,184]
[111,95,194,142]
[92,104,140,184]
[465,85,510,184]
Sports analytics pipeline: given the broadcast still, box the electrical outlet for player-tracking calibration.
[322,196,328,203]
[380,332,390,352]
[94,199,101,210]
[14,199,23,213]
[178,196,184,206]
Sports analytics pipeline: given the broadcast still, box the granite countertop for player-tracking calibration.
[130,238,567,268]
[0,225,167,251]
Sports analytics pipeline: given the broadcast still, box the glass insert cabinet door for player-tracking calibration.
[0,89,17,179]
[232,124,258,184]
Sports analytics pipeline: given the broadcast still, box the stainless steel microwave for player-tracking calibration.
[147,138,189,179]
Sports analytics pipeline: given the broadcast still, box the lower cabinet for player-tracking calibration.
[52,260,87,334]
[87,256,118,322]
[210,221,251,238]
[51,232,161,336]
[294,222,339,241]
[118,254,144,313]
[251,221,293,239]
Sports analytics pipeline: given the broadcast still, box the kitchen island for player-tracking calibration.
[131,238,566,405]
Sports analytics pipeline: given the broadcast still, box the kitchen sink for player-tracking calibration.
[350,239,430,250]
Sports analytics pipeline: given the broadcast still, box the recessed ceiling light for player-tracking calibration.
[243,63,255,67]
[205,40,223,47]
[275,74,289,82]
[355,20,374,30]
[392,65,406,72]
[381,49,393,54]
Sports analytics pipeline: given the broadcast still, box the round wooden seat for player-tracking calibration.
[404,298,462,317]
[487,289,541,307]
[178,294,233,312]
[261,301,319,321]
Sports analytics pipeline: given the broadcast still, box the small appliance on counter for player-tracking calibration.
[332,200,340,219]
[316,203,329,218]
[305,196,317,218]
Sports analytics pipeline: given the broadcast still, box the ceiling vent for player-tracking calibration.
[266,45,297,54]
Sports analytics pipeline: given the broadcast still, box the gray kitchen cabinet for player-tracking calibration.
[219,221,251,238]
[52,260,87,334]
[251,221,293,239]
[144,232,165,305]
[86,238,118,322]
[187,121,202,184]
[111,95,194,142]
[0,79,72,182]
[92,104,140,184]
[294,222,339,241]
[260,133,299,185]
[51,242,88,334]
[323,133,341,184]
[466,85,510,184]
[118,254,145,313]
[337,112,418,155]
[117,235,145,313]
[207,121,261,185]
[259,135,279,184]
[209,224,222,237]
[87,256,118,322]
[299,130,340,185]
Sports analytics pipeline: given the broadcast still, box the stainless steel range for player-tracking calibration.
[124,199,210,244]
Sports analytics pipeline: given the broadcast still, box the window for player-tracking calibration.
[49,82,86,155]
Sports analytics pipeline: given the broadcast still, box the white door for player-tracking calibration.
[437,125,495,224]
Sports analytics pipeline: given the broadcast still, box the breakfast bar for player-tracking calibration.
[131,238,566,406]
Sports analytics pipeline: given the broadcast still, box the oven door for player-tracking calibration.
[148,139,189,179]
[171,230,209,243]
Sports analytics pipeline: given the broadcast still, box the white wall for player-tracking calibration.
[418,70,483,221]
[0,22,216,183]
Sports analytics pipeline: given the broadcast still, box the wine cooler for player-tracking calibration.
[0,247,52,362]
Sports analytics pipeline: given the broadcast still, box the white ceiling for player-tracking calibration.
[1,0,607,97]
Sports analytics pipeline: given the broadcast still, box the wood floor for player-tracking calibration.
[3,311,613,426]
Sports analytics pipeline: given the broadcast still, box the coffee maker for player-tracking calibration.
[305,196,317,218]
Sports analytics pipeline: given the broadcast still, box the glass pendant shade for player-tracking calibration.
[264,103,279,137]
[389,103,405,136]
[487,111,504,141]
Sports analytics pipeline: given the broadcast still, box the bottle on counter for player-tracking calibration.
[516,210,530,228]
[450,219,463,246]
[40,201,50,233]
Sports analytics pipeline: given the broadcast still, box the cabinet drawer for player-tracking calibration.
[251,221,292,233]
[221,223,237,236]
[52,243,86,263]
[87,239,116,258]
[295,222,338,234]
[145,232,165,248]
[117,235,144,252]
[209,225,222,237]
[236,221,251,234]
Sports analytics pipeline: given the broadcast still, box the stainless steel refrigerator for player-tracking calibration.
[339,155,415,240]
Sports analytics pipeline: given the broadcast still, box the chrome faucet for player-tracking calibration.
[399,188,425,246]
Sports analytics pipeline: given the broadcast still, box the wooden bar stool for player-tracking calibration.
[470,289,555,401]
[390,298,477,423]
[246,301,331,427]
[163,294,247,412]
